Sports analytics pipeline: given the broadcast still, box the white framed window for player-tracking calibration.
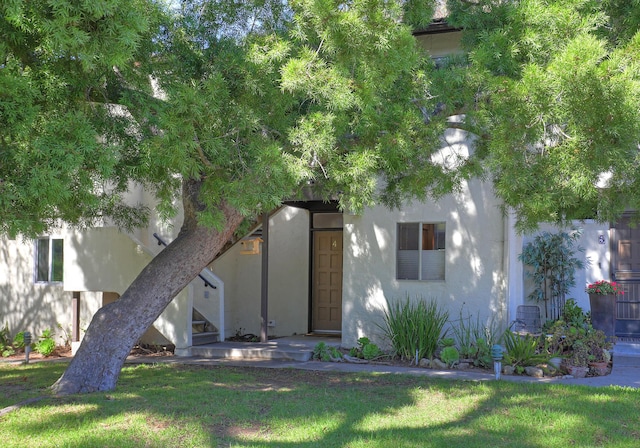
[397,222,445,280]
[35,237,63,283]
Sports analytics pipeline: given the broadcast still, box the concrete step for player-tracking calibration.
[192,331,220,345]
[190,342,313,362]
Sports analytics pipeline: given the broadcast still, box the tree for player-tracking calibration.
[519,230,585,320]
[3,0,640,394]
[443,0,640,231]
[1,0,451,394]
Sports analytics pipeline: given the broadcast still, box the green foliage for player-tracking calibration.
[439,337,455,347]
[519,231,585,320]
[440,346,460,367]
[501,331,550,368]
[12,332,25,350]
[0,324,15,357]
[349,337,382,360]
[312,342,342,362]
[474,338,494,369]
[562,299,589,329]
[450,307,501,368]
[446,0,640,230]
[34,329,56,357]
[379,295,449,361]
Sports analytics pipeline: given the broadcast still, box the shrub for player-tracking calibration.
[312,342,342,361]
[349,337,382,360]
[450,307,501,367]
[34,329,56,357]
[501,331,550,369]
[0,324,15,357]
[13,332,25,350]
[440,346,459,367]
[380,295,449,361]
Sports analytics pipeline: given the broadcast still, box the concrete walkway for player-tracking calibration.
[126,341,640,389]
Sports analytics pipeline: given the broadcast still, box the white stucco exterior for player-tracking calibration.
[342,175,508,348]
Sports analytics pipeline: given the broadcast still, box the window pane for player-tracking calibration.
[313,213,343,229]
[422,250,445,280]
[397,224,419,279]
[51,239,64,282]
[434,223,446,250]
[36,239,49,282]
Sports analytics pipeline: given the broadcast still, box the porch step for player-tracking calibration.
[190,342,314,362]
[192,331,220,345]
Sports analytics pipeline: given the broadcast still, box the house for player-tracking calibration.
[1,21,638,356]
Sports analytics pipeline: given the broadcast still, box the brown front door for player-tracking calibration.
[312,231,343,332]
[612,215,640,337]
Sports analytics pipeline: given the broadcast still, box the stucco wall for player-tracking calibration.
[342,175,508,349]
[0,232,101,341]
[211,206,310,339]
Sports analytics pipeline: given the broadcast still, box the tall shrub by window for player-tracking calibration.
[35,238,63,283]
[518,230,584,320]
[397,223,445,280]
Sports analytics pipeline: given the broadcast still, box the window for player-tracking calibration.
[397,223,445,280]
[35,237,63,283]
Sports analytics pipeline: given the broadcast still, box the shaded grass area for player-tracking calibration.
[1,361,639,447]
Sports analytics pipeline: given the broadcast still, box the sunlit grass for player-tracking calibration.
[1,361,639,447]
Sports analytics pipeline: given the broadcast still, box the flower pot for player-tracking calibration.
[589,361,609,376]
[589,294,616,338]
[568,365,588,378]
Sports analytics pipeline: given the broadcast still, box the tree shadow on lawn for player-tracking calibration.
[2,363,640,447]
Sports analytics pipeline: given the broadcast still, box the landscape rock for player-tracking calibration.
[502,365,515,375]
[525,366,544,378]
[419,358,431,368]
[456,362,470,370]
[431,358,447,369]
[343,355,369,364]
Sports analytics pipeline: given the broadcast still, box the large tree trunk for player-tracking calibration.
[52,180,245,395]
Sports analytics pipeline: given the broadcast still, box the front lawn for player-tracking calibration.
[1,361,639,447]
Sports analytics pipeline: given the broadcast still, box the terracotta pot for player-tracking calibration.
[589,294,616,338]
[589,361,609,376]
[568,365,588,378]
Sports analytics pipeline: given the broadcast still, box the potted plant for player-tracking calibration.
[583,328,612,376]
[565,340,590,378]
[586,280,623,337]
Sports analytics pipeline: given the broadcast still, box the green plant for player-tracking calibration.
[519,230,585,320]
[440,337,455,347]
[349,337,382,360]
[561,299,589,329]
[474,338,493,369]
[57,323,72,347]
[312,342,342,362]
[0,324,15,357]
[12,332,25,350]
[569,340,590,367]
[440,346,459,367]
[379,295,449,361]
[34,329,56,357]
[501,331,550,368]
[450,307,502,367]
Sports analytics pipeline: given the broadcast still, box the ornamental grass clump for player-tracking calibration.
[586,280,623,295]
[380,295,449,361]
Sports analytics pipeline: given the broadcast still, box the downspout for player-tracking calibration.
[260,212,269,343]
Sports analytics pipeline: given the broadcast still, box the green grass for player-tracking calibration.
[1,361,639,447]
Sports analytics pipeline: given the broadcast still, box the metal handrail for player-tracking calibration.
[152,233,217,289]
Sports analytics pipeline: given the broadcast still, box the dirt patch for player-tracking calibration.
[2,344,174,363]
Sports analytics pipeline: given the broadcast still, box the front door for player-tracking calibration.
[312,230,343,332]
[611,215,640,337]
